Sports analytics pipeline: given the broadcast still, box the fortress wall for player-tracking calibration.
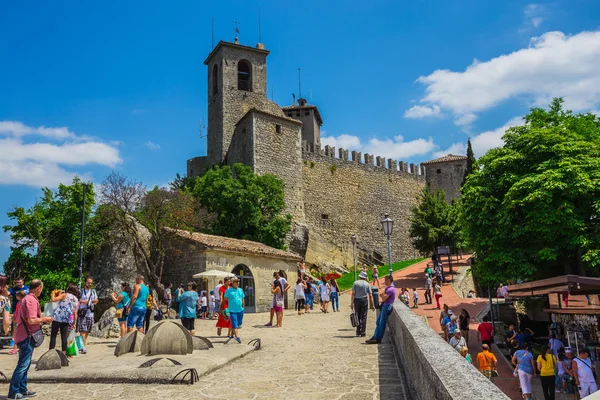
[301,145,426,267]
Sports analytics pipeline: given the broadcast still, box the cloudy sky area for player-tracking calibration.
[1,0,600,265]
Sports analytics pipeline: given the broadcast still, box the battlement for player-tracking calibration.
[302,141,426,179]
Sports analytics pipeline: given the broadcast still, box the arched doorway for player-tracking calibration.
[232,264,255,313]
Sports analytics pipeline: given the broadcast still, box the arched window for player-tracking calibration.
[212,63,219,95]
[237,60,252,91]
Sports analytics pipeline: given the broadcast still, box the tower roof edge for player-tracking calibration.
[204,40,270,65]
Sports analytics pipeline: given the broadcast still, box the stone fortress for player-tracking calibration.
[187,38,467,268]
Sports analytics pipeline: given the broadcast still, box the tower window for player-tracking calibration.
[237,60,252,91]
[321,213,329,220]
[275,124,281,133]
[212,64,219,95]
[436,169,442,174]
[304,111,310,116]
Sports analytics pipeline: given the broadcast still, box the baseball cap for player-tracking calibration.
[448,310,453,315]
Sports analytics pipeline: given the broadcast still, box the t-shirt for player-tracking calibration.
[215,284,222,298]
[209,295,215,307]
[515,350,534,374]
[164,288,172,300]
[295,283,306,298]
[224,287,245,313]
[413,291,419,300]
[425,278,432,290]
[516,333,532,346]
[53,293,78,323]
[200,296,207,307]
[278,277,288,291]
[537,354,557,377]
[15,293,41,344]
[116,291,130,310]
[352,280,371,299]
[446,321,458,335]
[80,288,97,317]
[179,290,199,319]
[442,316,451,326]
[449,336,466,351]
[477,322,494,342]
[9,285,29,307]
[477,350,497,371]
[382,285,396,305]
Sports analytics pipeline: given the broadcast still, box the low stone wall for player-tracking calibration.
[387,303,509,400]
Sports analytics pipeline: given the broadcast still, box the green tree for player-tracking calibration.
[461,138,476,186]
[192,163,292,249]
[461,98,600,284]
[3,177,102,300]
[409,187,463,256]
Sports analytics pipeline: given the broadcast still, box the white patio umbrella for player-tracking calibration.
[192,269,235,279]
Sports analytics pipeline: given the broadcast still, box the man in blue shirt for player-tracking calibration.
[179,282,199,335]
[9,277,29,308]
[224,277,245,343]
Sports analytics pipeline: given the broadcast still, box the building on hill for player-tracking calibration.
[421,154,468,203]
[186,39,464,268]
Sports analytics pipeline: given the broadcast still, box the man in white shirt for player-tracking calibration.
[572,348,598,397]
[449,329,466,351]
[214,280,223,316]
[548,334,564,358]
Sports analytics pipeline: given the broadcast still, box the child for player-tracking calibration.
[200,292,208,319]
[8,290,26,355]
[209,290,216,319]
[412,288,419,308]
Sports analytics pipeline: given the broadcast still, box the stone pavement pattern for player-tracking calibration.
[0,293,410,400]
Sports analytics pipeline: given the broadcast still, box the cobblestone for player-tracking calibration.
[0,293,410,400]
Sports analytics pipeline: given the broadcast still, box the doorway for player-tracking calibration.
[232,264,255,313]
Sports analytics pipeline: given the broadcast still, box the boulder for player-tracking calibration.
[139,357,182,368]
[140,321,193,356]
[114,330,145,357]
[90,307,120,339]
[36,349,69,371]
[192,336,213,350]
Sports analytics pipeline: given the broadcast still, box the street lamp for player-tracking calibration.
[351,234,358,282]
[380,214,394,277]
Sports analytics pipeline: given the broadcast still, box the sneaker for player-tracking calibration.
[361,334,366,337]
[79,348,87,354]
[264,322,272,327]
[25,391,37,397]
[8,394,28,399]
[235,337,241,344]
[365,338,379,344]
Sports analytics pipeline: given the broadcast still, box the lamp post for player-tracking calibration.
[380,214,394,277]
[78,183,87,289]
[351,234,358,282]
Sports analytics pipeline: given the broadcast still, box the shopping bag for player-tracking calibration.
[66,329,77,357]
[43,302,58,317]
[75,334,85,351]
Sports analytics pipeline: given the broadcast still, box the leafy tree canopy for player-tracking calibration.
[409,188,463,256]
[461,98,600,284]
[192,163,292,249]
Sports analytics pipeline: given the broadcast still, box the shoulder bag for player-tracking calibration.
[20,308,44,348]
[482,352,499,377]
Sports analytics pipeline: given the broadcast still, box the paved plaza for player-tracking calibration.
[0,293,411,400]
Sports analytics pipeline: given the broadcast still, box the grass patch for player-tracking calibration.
[336,257,426,291]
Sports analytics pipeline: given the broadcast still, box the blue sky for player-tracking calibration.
[2,0,600,267]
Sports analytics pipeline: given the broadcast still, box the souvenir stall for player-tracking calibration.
[548,306,600,364]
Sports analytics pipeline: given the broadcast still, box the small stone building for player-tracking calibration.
[422,154,467,203]
[164,230,301,313]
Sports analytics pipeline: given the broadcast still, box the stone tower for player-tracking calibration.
[204,40,271,167]
[422,154,467,202]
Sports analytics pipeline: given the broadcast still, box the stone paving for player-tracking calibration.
[0,293,411,400]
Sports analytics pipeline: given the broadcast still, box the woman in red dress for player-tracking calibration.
[216,277,232,336]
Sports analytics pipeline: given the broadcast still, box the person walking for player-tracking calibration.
[459,308,471,346]
[214,280,223,316]
[295,278,306,315]
[319,278,331,313]
[77,276,98,354]
[365,275,395,344]
[449,328,467,351]
[144,285,159,334]
[49,284,79,353]
[224,277,245,343]
[412,288,419,308]
[8,279,53,400]
[163,283,172,318]
[434,281,443,309]
[216,277,232,336]
[265,272,289,326]
[127,276,149,334]
[537,344,557,400]
[329,278,340,312]
[512,342,536,400]
[424,275,432,304]
[476,344,498,380]
[111,282,131,337]
[303,277,314,313]
[477,316,494,347]
[371,266,380,288]
[572,348,598,398]
[271,279,284,327]
[179,282,199,335]
[460,346,472,364]
[351,272,374,338]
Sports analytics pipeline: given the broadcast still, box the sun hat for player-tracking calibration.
[359,272,368,279]
[454,328,461,334]
[448,310,453,315]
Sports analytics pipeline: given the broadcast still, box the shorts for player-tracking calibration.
[77,315,95,333]
[230,311,244,329]
[201,306,207,313]
[273,305,283,313]
[181,317,195,331]
[127,306,146,329]
[321,294,330,302]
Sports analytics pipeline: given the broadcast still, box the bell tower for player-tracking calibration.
[204,40,269,167]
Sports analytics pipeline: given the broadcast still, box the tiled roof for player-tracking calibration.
[421,154,467,165]
[172,229,302,261]
[236,108,303,127]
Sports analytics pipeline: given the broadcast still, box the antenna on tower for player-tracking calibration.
[258,8,262,44]
[212,17,215,49]
[233,18,240,43]
[298,68,302,99]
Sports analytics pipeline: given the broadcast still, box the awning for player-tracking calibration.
[507,275,600,297]
[192,269,235,279]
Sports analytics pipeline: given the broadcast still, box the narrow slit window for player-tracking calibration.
[275,124,281,133]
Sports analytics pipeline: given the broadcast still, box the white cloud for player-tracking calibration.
[144,141,161,150]
[524,4,544,29]
[321,134,436,160]
[0,120,122,187]
[408,31,600,126]
[432,143,466,159]
[404,105,441,119]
